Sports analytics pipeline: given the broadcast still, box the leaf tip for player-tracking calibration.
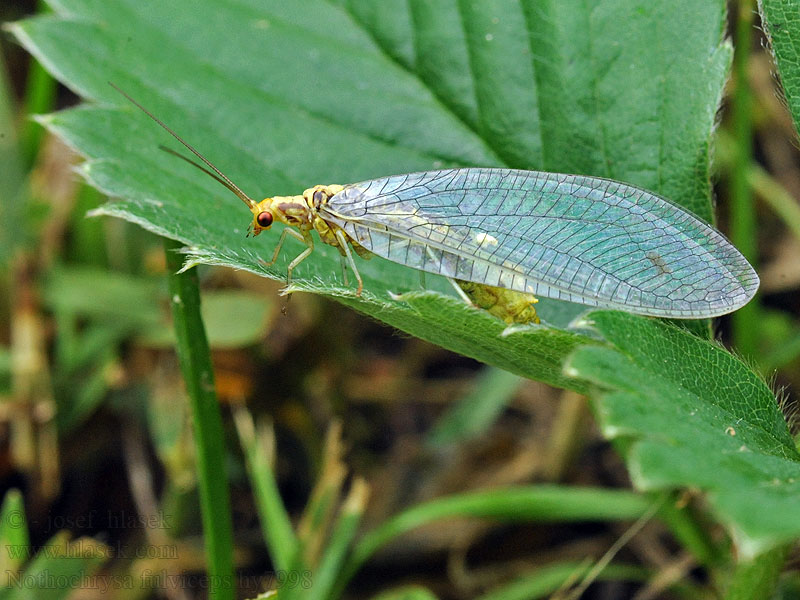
[2,20,23,37]
[33,112,55,127]
[177,258,201,274]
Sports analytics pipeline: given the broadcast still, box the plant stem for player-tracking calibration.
[164,238,234,600]
[730,0,759,358]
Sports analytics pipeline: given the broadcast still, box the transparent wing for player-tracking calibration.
[322,168,759,318]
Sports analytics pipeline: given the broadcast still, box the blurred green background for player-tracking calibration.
[1,0,799,599]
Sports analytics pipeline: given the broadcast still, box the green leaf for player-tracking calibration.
[44,266,273,349]
[0,491,29,576]
[305,479,368,600]
[341,485,653,589]
[564,311,799,559]
[476,561,649,600]
[140,289,273,349]
[233,407,297,574]
[3,532,108,600]
[724,545,792,600]
[9,0,731,387]
[0,43,28,265]
[759,0,800,137]
[0,347,11,395]
[426,366,522,447]
[371,586,439,600]
[43,266,162,327]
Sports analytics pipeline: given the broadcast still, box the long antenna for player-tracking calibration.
[158,145,235,191]
[109,82,257,210]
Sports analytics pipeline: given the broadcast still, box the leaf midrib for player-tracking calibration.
[103,0,495,172]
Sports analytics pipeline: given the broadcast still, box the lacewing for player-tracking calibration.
[112,84,759,321]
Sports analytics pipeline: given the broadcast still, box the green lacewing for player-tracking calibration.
[113,84,758,321]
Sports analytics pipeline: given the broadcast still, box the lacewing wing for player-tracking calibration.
[321,169,759,319]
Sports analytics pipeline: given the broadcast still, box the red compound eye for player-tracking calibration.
[256,211,273,228]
